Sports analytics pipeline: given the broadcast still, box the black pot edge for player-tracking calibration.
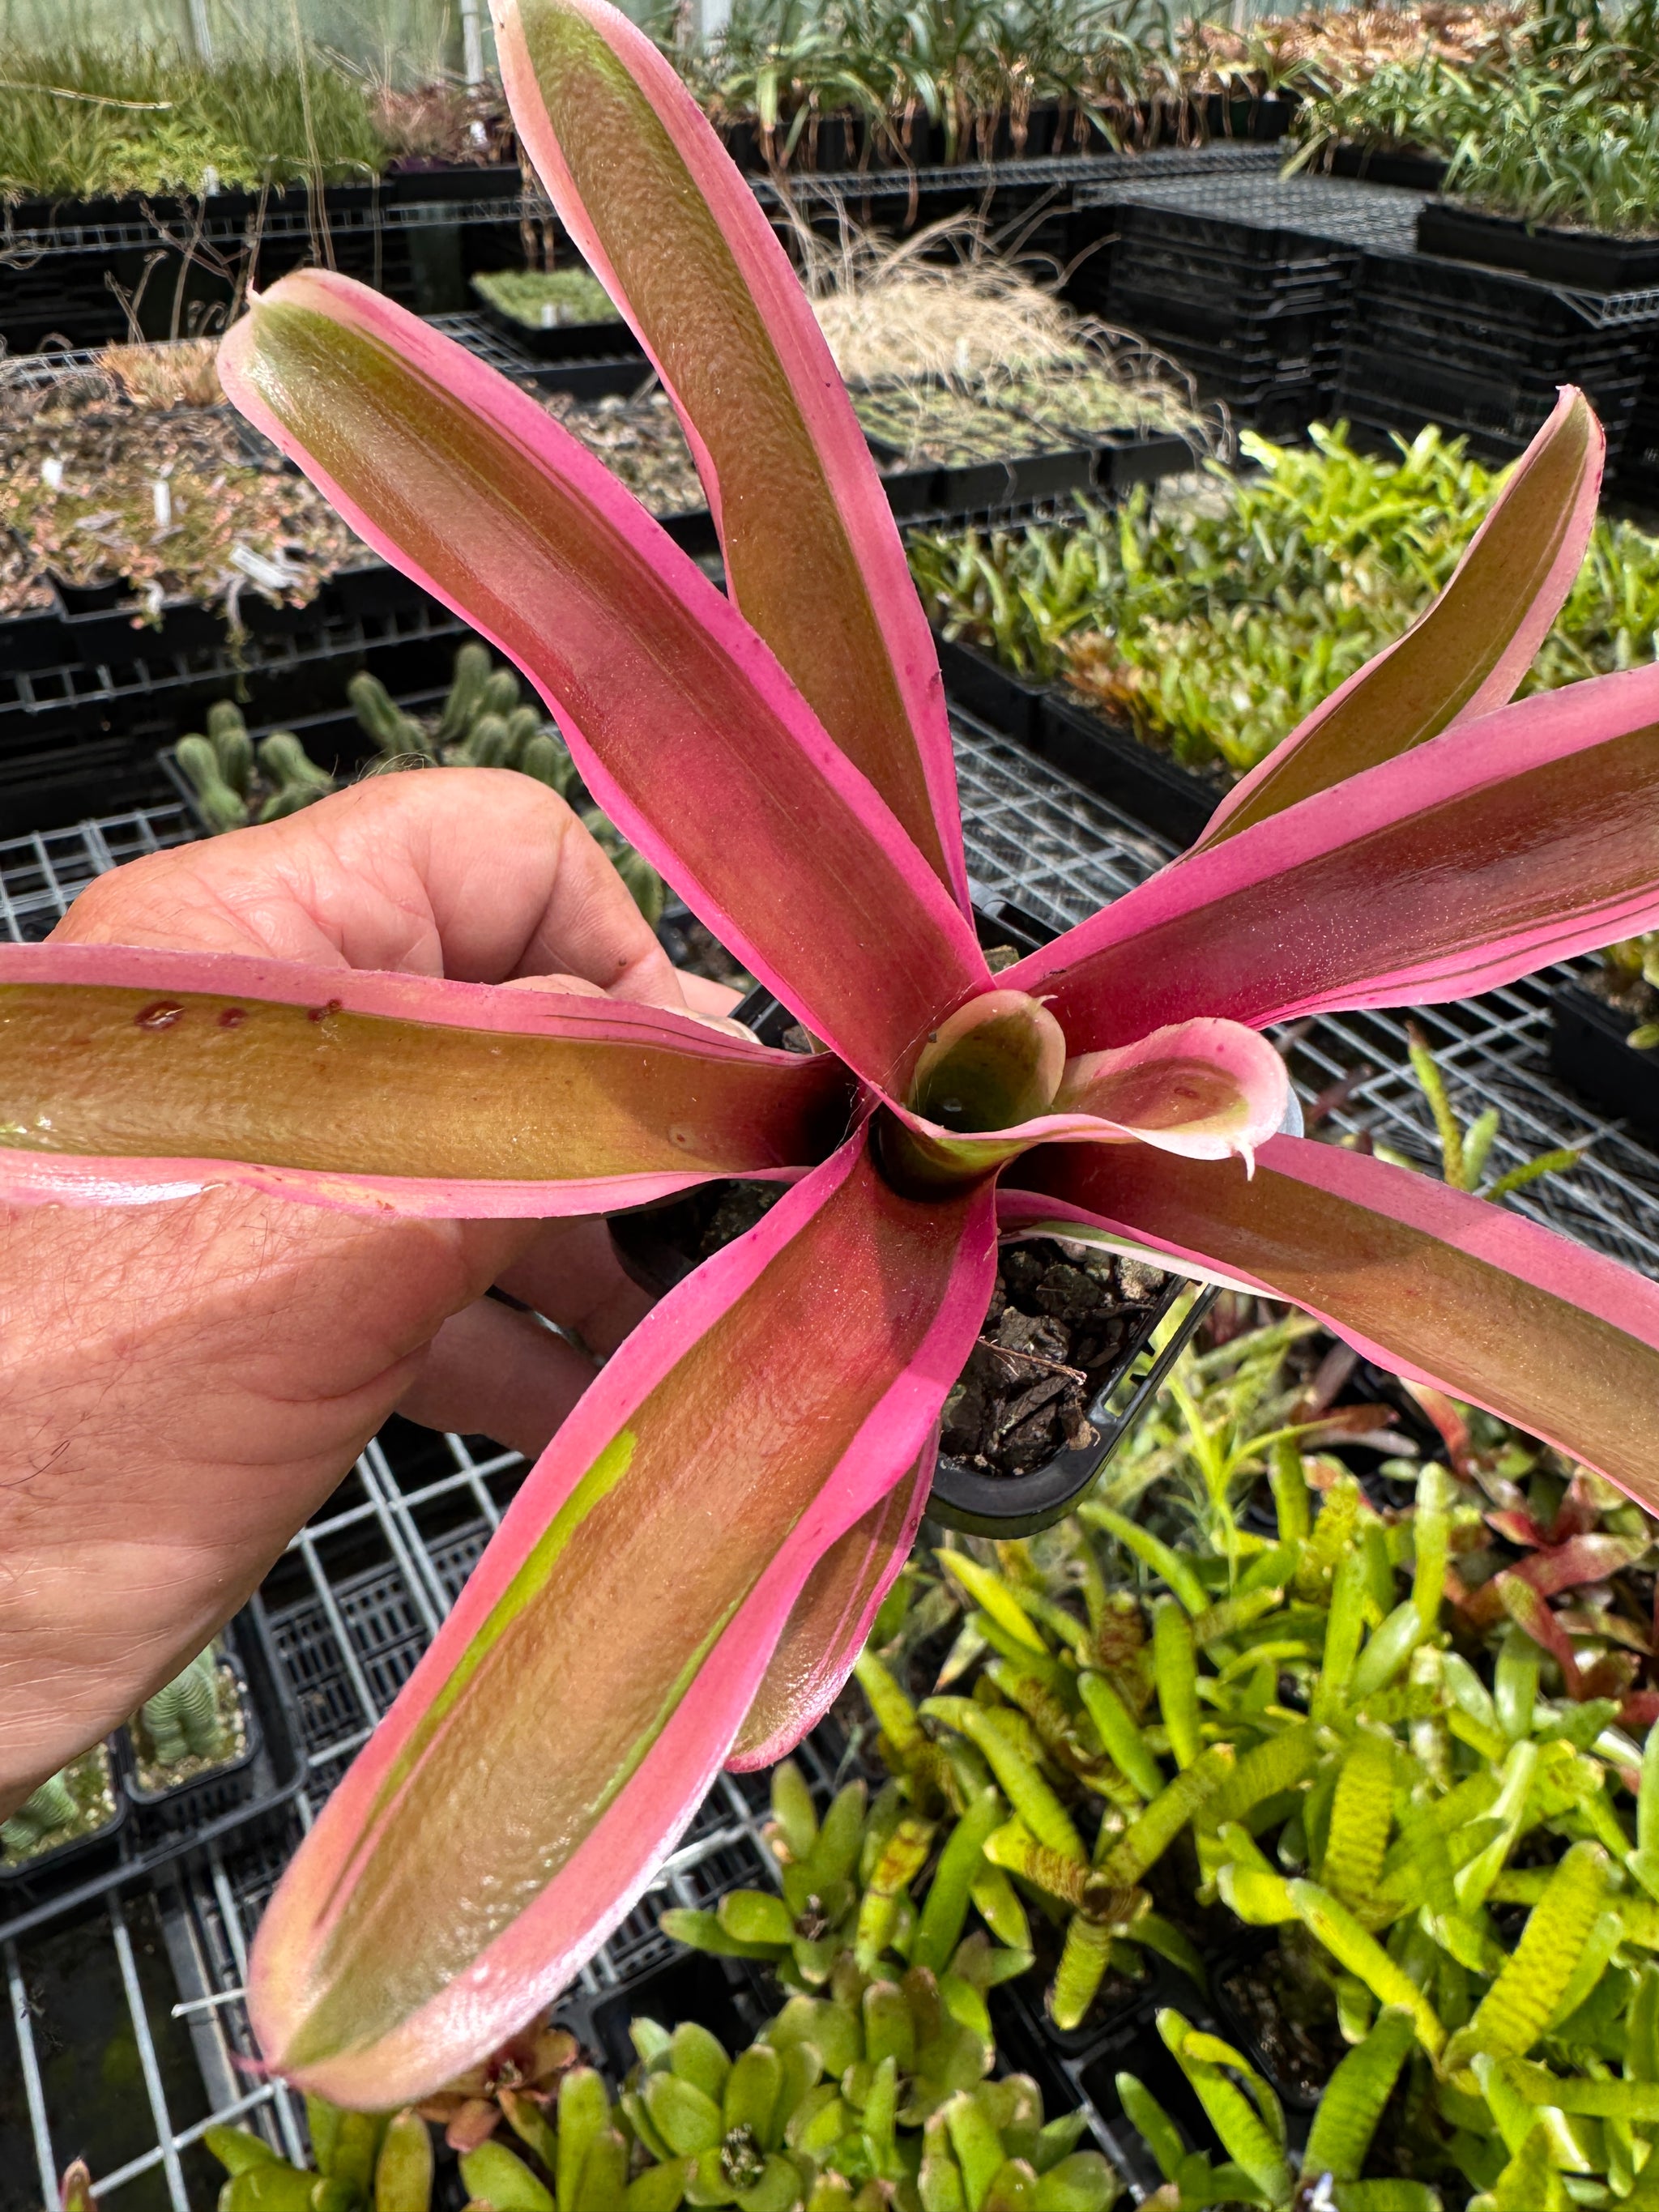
[475,292,639,363]
[1548,975,1659,1138]
[1417,198,1659,293]
[932,629,1223,849]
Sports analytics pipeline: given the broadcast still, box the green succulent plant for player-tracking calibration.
[0,1768,78,1854]
[138,1643,232,1767]
[206,2103,432,2212]
[850,1283,1659,2204]
[666,1756,1021,1994]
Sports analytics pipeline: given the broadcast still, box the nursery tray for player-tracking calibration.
[932,632,1225,848]
[1549,976,1659,1140]
[478,295,640,363]
[388,161,525,206]
[0,1742,128,1897]
[0,600,73,675]
[1418,200,1659,293]
[117,1613,271,1840]
[0,1596,305,1945]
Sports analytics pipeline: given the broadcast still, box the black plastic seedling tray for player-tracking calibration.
[1418,199,1659,292]
[0,1598,305,1945]
[118,1616,268,1841]
[478,296,642,363]
[932,631,1225,848]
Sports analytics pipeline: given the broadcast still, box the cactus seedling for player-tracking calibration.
[137,1643,235,1771]
[2,1768,79,1854]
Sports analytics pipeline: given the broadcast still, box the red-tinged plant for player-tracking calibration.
[6,0,1659,2109]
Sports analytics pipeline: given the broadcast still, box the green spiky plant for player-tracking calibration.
[1120,2003,1439,2211]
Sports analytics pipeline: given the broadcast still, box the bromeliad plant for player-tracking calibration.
[9,0,1659,2112]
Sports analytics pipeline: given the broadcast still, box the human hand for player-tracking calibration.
[0,769,733,1811]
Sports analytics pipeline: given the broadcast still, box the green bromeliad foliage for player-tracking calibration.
[908,423,1659,781]
[842,1294,1659,2207]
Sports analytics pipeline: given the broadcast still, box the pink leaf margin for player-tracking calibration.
[1004,1132,1659,1468]
[0,943,823,1218]
[726,1433,938,1773]
[1011,660,1659,1041]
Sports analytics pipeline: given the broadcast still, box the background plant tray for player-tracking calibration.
[477,296,641,363]
[0,1599,304,1946]
[932,632,1223,847]
[1550,977,1659,1141]
[1418,199,1659,292]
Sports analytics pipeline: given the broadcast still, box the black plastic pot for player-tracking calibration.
[49,574,129,617]
[1549,976,1659,1139]
[0,1742,127,1895]
[612,901,1217,1539]
[1418,199,1659,292]
[118,1611,278,1839]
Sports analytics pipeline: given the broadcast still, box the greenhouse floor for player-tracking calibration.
[4,709,1657,2211]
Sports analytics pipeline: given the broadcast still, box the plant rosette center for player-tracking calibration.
[881,987,1281,1198]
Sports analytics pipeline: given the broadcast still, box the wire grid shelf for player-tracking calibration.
[0,193,527,266]
[0,599,468,726]
[7,711,1659,2211]
[753,139,1282,209]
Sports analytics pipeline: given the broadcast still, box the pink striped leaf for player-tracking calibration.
[0,943,850,1217]
[493,0,966,906]
[248,1128,996,2104]
[1006,1134,1659,1508]
[1194,388,1603,850]
[1010,663,1659,1048]
[217,274,986,1096]
[727,1433,937,1771]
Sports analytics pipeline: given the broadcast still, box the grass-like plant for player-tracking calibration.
[0,40,386,201]
[9,0,1659,2112]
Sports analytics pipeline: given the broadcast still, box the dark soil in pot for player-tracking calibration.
[1212,1925,1345,2110]
[939,1238,1167,1477]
